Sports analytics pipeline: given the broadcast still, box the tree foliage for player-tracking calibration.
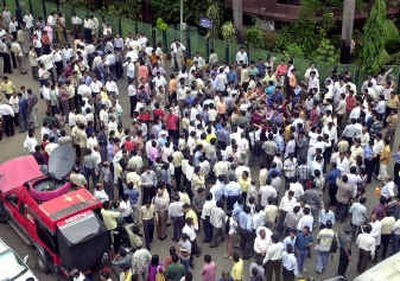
[149,0,223,26]
[221,21,236,42]
[246,25,264,47]
[313,38,339,65]
[361,0,388,74]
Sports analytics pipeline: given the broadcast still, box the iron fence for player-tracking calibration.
[5,0,400,91]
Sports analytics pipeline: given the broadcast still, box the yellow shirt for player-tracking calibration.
[185,209,199,230]
[380,145,391,165]
[140,204,155,220]
[101,209,120,230]
[206,133,217,143]
[231,259,244,281]
[238,177,251,193]
[0,81,15,95]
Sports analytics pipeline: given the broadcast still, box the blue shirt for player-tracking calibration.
[325,168,341,185]
[319,210,336,226]
[232,202,243,218]
[393,151,400,164]
[124,188,139,205]
[238,211,252,231]
[295,232,313,251]
[274,135,285,152]
[364,145,373,160]
[224,181,241,197]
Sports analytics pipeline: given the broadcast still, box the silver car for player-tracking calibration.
[0,239,37,281]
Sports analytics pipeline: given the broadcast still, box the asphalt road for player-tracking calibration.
[0,71,396,281]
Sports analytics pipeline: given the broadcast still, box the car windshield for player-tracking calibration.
[0,250,28,280]
[58,212,102,245]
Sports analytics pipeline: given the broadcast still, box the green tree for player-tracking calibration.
[206,0,222,41]
[313,38,339,65]
[361,0,388,74]
[221,21,236,42]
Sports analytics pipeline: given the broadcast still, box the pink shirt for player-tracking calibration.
[202,262,216,281]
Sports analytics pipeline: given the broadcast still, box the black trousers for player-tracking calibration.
[239,228,253,259]
[3,114,14,136]
[381,234,392,259]
[143,218,154,249]
[338,248,350,276]
[394,162,400,187]
[357,249,371,273]
[129,96,137,118]
[282,267,294,281]
[265,260,282,281]
[175,166,182,190]
[365,158,374,183]
[0,52,12,73]
[171,216,184,241]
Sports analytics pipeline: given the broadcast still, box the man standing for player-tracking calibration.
[168,195,185,241]
[153,186,170,240]
[295,226,313,276]
[140,201,156,250]
[349,197,368,236]
[315,221,335,274]
[0,102,14,136]
[263,234,283,281]
[356,224,376,273]
[336,175,353,222]
[337,225,353,278]
[238,206,253,259]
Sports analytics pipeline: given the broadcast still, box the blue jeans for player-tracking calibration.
[181,258,190,272]
[316,250,330,273]
[296,249,308,273]
[393,235,400,254]
[84,167,97,188]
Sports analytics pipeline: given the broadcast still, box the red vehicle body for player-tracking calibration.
[0,147,110,275]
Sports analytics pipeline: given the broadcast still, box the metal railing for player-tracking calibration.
[6,0,400,91]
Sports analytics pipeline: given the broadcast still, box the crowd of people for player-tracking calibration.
[1,5,400,281]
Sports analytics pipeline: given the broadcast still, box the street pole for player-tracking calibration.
[180,0,183,42]
[340,0,355,64]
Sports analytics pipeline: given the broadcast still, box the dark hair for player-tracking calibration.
[233,252,240,262]
[204,254,212,263]
[150,255,159,266]
[171,254,179,263]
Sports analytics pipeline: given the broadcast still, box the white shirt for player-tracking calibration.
[105,81,119,95]
[128,84,136,97]
[23,136,38,153]
[235,51,248,65]
[0,104,15,116]
[297,214,314,232]
[259,185,277,207]
[254,235,271,255]
[356,233,376,257]
[279,195,297,213]
[263,242,284,263]
[282,252,298,275]
[182,224,197,242]
[90,80,103,93]
[201,200,216,220]
[370,220,382,246]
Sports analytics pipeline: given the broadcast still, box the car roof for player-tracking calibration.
[0,156,43,193]
[0,238,11,254]
[39,188,102,224]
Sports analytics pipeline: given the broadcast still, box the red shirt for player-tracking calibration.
[153,108,165,119]
[123,140,135,152]
[166,114,178,131]
[346,95,356,113]
[138,112,151,122]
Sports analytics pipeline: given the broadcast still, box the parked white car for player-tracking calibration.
[0,239,37,281]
